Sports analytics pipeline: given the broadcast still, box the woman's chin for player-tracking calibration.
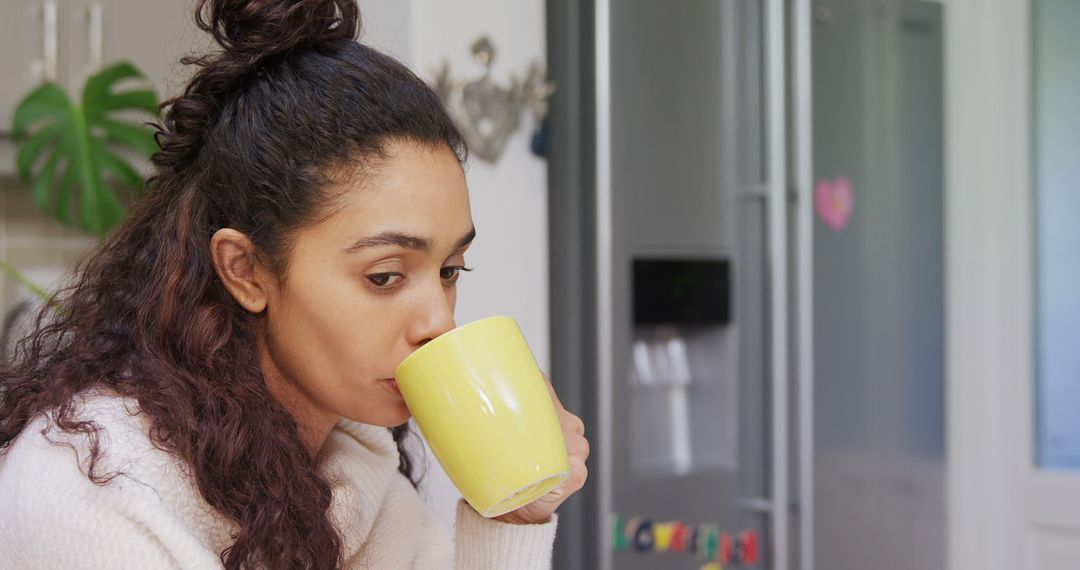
[346,401,411,428]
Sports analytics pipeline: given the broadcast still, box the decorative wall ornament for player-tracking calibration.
[432,36,554,163]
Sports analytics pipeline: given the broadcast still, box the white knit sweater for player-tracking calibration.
[0,391,557,569]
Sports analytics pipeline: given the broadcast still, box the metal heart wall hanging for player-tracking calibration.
[432,37,554,164]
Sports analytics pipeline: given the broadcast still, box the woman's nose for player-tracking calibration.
[408,289,456,347]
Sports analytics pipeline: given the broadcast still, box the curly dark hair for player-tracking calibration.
[0,0,466,568]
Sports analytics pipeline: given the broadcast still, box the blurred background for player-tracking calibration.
[0,0,1076,569]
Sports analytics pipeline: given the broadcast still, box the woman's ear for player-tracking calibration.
[210,228,270,313]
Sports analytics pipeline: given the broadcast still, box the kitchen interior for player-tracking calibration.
[2,1,1079,570]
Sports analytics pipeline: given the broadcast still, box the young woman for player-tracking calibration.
[0,1,588,568]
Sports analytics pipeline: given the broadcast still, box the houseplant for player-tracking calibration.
[1,61,160,302]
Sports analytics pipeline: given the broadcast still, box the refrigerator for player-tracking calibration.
[545,0,945,569]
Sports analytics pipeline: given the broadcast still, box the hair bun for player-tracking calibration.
[195,0,359,59]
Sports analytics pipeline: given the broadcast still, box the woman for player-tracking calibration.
[0,0,589,568]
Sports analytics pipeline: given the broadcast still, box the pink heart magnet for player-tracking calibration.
[814,177,855,232]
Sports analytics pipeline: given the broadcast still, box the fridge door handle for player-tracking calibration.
[594,0,615,568]
[791,0,815,569]
[765,0,790,568]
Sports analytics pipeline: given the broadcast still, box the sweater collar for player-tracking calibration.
[318,419,404,556]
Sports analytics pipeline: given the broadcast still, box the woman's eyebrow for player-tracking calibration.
[456,227,477,250]
[345,232,431,253]
[345,227,476,254]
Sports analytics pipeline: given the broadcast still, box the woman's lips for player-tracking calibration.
[382,378,402,398]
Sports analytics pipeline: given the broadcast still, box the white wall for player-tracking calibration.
[356,0,412,62]
[408,2,550,375]
[360,0,550,530]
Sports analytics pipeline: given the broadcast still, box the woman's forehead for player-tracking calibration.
[306,143,472,248]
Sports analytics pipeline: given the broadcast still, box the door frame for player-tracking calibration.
[945,0,1028,569]
[945,0,1080,568]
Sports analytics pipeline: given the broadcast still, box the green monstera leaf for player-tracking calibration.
[12,62,160,236]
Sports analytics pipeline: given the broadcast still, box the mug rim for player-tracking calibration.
[394,315,515,377]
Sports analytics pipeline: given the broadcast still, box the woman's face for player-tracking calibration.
[260,140,473,429]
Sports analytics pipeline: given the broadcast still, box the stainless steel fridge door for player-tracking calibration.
[594,0,798,568]
[811,2,945,569]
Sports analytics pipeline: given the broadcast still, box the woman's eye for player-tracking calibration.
[440,266,473,282]
[367,273,402,288]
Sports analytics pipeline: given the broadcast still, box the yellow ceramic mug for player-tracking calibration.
[394,316,569,518]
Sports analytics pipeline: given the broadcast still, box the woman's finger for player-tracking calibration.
[566,454,588,492]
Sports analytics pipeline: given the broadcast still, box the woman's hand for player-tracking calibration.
[494,374,589,525]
